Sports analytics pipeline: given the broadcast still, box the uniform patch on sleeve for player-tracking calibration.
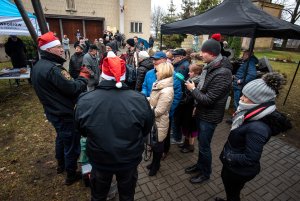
[61,70,72,80]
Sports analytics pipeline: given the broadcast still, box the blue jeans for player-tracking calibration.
[172,117,182,141]
[196,119,217,178]
[45,112,80,173]
[233,86,242,111]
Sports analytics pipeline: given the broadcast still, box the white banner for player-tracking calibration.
[0,17,40,36]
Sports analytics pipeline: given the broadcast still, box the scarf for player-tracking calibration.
[197,54,223,90]
[231,100,276,130]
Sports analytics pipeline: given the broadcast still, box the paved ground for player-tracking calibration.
[132,115,300,201]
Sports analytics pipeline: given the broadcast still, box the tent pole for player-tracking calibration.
[31,0,48,34]
[160,33,163,51]
[283,60,300,106]
[14,0,38,43]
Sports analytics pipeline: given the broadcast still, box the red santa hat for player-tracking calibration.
[38,32,61,50]
[101,51,126,88]
[211,33,221,41]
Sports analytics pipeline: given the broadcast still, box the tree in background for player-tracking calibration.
[160,0,185,49]
[180,0,196,19]
[195,0,220,15]
[272,0,300,48]
[152,6,165,39]
[228,36,242,59]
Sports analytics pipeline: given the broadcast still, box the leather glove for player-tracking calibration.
[79,66,90,79]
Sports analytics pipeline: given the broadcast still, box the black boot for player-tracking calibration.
[181,145,194,153]
[178,139,189,148]
[56,160,65,174]
[146,163,153,170]
[65,171,81,186]
[149,152,162,176]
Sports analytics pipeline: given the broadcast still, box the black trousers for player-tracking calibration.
[221,166,256,201]
[164,120,171,154]
[90,166,138,201]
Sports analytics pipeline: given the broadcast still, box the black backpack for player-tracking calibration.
[126,64,137,84]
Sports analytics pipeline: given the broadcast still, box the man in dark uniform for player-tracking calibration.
[75,51,154,200]
[32,32,90,185]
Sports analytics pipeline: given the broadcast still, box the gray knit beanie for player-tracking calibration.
[201,39,221,56]
[242,79,276,104]
[242,72,285,104]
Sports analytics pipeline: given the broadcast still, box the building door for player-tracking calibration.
[46,18,61,40]
[62,19,83,44]
[85,20,103,43]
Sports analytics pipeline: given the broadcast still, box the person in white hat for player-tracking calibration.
[75,51,154,200]
[135,51,154,91]
[32,31,90,186]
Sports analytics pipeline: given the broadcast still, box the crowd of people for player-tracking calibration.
[28,30,291,201]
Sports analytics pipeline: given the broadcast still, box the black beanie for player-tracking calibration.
[126,38,135,47]
[201,39,221,56]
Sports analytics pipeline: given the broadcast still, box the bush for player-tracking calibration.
[19,36,38,60]
[228,36,241,59]
[161,34,185,49]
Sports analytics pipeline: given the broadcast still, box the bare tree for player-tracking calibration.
[273,0,300,48]
[152,6,165,38]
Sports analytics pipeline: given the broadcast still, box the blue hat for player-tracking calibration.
[151,51,167,59]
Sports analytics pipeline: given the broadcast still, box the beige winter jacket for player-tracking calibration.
[149,76,174,142]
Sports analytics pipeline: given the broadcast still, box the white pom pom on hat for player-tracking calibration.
[101,51,126,88]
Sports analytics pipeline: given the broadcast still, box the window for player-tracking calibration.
[130,22,142,33]
[66,0,76,10]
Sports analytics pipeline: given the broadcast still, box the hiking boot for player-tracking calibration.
[65,171,81,186]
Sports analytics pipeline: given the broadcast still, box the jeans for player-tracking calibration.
[90,167,138,201]
[221,166,256,201]
[45,112,80,173]
[233,86,242,111]
[196,119,217,178]
[171,117,182,141]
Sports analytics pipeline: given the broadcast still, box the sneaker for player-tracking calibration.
[170,138,183,145]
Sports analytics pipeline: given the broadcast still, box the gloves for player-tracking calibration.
[79,66,90,79]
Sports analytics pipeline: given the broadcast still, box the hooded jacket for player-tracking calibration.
[75,80,154,171]
[135,58,154,91]
[142,69,182,117]
[32,51,87,118]
[149,77,174,142]
[220,110,291,177]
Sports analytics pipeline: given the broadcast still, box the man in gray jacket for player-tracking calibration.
[185,39,232,184]
[82,44,100,91]
[62,35,70,59]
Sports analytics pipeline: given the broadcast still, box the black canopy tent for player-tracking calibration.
[160,0,300,105]
[161,0,300,39]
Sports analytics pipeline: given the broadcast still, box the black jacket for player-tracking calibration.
[75,80,154,171]
[32,51,87,118]
[135,58,154,91]
[69,52,84,79]
[192,57,232,124]
[4,37,27,68]
[220,111,291,177]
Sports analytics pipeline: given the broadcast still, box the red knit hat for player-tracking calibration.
[38,32,61,50]
[211,33,221,41]
[101,51,126,88]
